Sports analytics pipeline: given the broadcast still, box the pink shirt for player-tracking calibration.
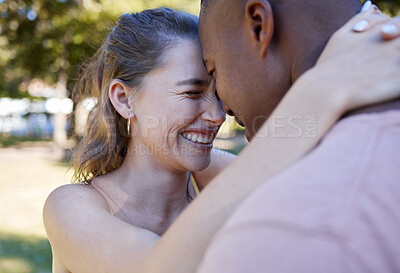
[198,110,400,273]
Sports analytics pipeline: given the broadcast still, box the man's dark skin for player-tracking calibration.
[195,1,400,272]
[199,0,400,140]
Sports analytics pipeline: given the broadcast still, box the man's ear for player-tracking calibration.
[109,79,134,119]
[245,0,274,59]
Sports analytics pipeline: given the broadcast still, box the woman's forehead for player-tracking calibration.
[156,40,207,76]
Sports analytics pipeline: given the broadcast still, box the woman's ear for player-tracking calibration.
[109,79,134,119]
[245,0,274,59]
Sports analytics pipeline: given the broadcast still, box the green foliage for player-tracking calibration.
[372,0,400,16]
[0,0,200,98]
[1,1,113,97]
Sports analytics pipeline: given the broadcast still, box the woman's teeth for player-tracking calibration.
[182,132,214,144]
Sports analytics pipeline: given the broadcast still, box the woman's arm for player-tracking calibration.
[139,10,400,273]
[52,256,69,273]
[43,184,160,273]
[193,148,236,190]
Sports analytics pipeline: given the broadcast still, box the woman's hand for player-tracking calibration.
[308,3,400,113]
[381,18,400,40]
[352,1,400,40]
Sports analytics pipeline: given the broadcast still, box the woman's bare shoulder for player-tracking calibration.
[42,184,109,272]
[42,182,114,251]
[43,183,160,273]
[45,183,107,203]
[44,183,109,218]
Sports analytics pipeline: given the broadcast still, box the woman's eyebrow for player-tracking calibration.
[175,78,209,86]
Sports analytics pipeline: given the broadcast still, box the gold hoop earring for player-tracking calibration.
[127,118,131,136]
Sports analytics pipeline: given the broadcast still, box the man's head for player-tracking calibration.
[199,0,361,140]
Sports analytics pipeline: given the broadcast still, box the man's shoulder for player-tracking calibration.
[332,99,400,137]
[202,109,400,273]
[223,109,400,235]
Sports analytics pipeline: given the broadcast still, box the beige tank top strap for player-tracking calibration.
[89,180,119,216]
[190,173,200,196]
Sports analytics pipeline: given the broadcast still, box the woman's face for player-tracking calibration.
[130,38,226,172]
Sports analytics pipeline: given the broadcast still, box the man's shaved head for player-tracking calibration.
[200,0,245,29]
[199,0,362,139]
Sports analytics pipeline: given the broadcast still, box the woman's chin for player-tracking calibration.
[169,135,214,171]
[179,155,211,173]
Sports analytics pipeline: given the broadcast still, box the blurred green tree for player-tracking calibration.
[0,0,199,97]
[1,0,116,156]
[0,0,199,156]
[373,0,400,16]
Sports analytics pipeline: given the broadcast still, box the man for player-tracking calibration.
[197,0,400,272]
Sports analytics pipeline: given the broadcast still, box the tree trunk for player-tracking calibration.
[53,30,72,160]
[53,72,68,160]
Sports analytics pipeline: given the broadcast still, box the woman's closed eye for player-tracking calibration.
[185,91,202,97]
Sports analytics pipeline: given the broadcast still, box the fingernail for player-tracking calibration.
[381,23,400,37]
[371,4,382,14]
[361,0,372,12]
[353,20,369,32]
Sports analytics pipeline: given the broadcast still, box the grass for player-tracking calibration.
[0,143,72,273]
[0,136,52,148]
[0,233,52,273]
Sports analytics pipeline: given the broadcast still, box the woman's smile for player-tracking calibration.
[180,127,218,145]
[181,132,214,145]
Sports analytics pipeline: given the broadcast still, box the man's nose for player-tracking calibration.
[224,105,235,116]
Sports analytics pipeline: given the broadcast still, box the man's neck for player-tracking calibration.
[284,2,400,117]
[286,1,362,83]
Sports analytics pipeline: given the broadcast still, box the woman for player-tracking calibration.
[43,6,400,273]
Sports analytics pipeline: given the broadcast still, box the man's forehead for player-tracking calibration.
[200,0,213,16]
[199,0,226,24]
[198,4,215,45]
[198,15,216,57]
[199,1,212,27]
[200,0,243,31]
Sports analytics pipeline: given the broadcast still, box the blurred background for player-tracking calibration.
[0,0,399,272]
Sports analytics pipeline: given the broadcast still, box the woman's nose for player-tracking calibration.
[202,97,226,126]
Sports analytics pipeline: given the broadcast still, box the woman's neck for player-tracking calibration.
[109,142,191,226]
